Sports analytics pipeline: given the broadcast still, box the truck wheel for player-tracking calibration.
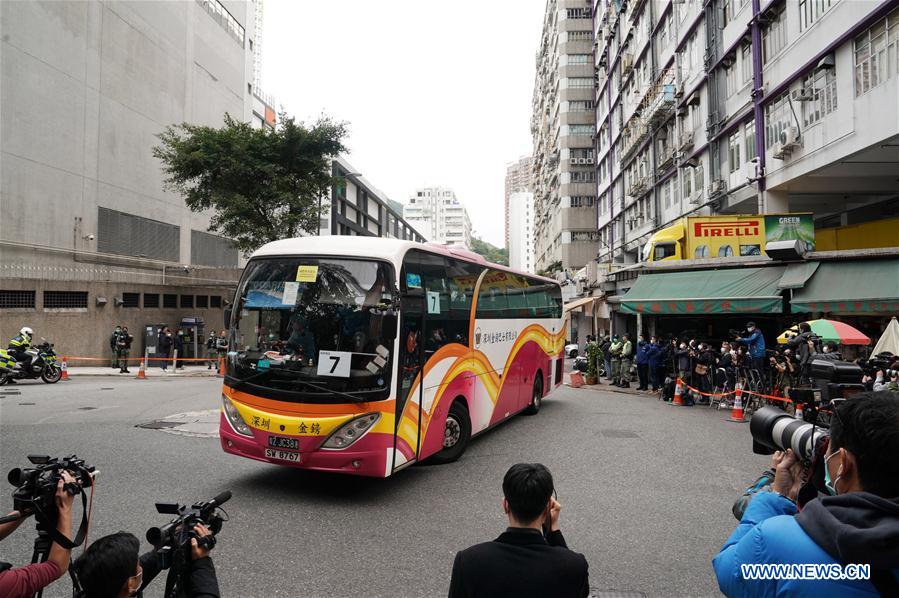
[429,400,471,464]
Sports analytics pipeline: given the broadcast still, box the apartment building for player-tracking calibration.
[531,0,598,274]
[504,156,533,250]
[593,0,899,266]
[403,187,473,247]
[508,191,537,272]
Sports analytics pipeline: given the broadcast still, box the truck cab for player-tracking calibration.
[642,222,684,262]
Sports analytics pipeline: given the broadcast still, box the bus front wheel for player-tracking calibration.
[524,374,544,415]
[430,400,471,464]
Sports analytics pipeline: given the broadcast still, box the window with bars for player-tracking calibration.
[0,290,36,309]
[855,10,899,97]
[566,7,591,19]
[98,207,180,262]
[745,120,758,161]
[570,196,596,208]
[567,31,592,42]
[568,77,594,88]
[765,92,791,149]
[210,296,222,308]
[163,294,177,308]
[799,0,836,32]
[568,54,591,65]
[44,291,88,309]
[122,293,140,308]
[196,295,209,308]
[144,293,160,308]
[180,295,194,308]
[729,132,742,173]
[762,8,787,64]
[802,69,838,126]
[568,124,594,136]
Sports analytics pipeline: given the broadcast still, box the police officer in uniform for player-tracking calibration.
[608,335,623,386]
[117,326,134,373]
[109,325,122,369]
[618,333,634,389]
[6,327,33,383]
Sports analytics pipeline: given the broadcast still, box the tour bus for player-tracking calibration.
[219,237,566,477]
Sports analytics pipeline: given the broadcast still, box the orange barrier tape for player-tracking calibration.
[741,389,794,405]
[679,381,733,398]
[676,378,795,405]
[65,356,217,363]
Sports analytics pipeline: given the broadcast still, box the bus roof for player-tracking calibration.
[250,236,558,284]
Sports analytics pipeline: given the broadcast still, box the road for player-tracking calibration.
[0,375,771,597]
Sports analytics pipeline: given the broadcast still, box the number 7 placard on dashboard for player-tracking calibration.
[317,350,352,377]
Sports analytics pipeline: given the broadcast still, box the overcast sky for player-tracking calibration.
[260,0,545,247]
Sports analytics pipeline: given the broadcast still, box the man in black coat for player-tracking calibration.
[448,463,589,598]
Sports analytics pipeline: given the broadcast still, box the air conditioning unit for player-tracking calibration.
[744,159,760,182]
[689,191,702,205]
[584,157,595,164]
[569,157,579,164]
[781,126,801,149]
[792,87,815,102]
[576,158,588,164]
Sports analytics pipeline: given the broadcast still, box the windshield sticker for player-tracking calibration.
[426,291,441,314]
[316,350,352,378]
[296,265,319,282]
[406,272,422,289]
[281,281,299,305]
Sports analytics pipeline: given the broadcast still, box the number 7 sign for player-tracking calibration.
[316,351,352,377]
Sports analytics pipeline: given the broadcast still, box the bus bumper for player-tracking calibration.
[219,413,394,477]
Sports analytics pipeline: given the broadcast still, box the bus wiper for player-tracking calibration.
[229,366,367,402]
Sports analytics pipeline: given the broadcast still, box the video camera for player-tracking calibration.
[857,352,898,378]
[789,359,865,410]
[6,455,96,528]
[146,491,231,570]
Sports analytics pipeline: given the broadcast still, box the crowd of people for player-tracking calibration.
[105,326,229,372]
[579,320,899,404]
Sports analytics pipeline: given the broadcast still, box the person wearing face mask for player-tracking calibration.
[713,391,899,597]
[734,321,767,379]
[73,524,219,598]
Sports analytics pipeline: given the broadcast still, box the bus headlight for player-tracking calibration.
[321,413,380,449]
[222,395,254,437]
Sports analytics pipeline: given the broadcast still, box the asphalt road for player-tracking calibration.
[0,374,771,597]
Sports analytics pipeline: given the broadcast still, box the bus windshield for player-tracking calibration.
[230,257,397,403]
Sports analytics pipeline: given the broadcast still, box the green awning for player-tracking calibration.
[778,261,820,290]
[619,266,786,315]
[791,259,899,314]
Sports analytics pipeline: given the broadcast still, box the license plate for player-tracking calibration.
[268,435,299,450]
[265,449,300,462]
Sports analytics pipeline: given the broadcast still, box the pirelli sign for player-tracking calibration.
[693,220,761,238]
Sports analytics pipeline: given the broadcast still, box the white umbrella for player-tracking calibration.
[872,317,899,356]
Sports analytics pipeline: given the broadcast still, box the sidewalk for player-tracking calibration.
[66,365,220,378]
[565,373,656,397]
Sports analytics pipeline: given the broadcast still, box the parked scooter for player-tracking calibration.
[0,339,62,384]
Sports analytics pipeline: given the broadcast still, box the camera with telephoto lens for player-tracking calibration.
[858,352,898,378]
[7,455,96,523]
[789,359,866,410]
[145,491,231,570]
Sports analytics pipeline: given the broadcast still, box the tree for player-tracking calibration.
[153,113,348,254]
[469,236,509,266]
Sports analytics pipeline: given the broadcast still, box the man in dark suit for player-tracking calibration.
[448,463,590,598]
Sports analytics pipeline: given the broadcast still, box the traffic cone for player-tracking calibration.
[60,356,69,381]
[794,403,804,420]
[671,378,685,406]
[728,382,746,422]
[136,357,147,380]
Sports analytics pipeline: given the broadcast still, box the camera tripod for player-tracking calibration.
[28,518,54,598]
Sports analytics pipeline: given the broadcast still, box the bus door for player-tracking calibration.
[395,256,424,472]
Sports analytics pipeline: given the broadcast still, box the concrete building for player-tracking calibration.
[504,156,533,250]
[403,187,473,247]
[508,191,536,273]
[322,157,426,242]
[592,0,899,268]
[531,0,597,274]
[0,0,273,358]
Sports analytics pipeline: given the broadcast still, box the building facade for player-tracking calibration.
[592,0,899,268]
[531,0,598,274]
[0,0,273,358]
[403,187,473,247]
[322,157,426,242]
[508,191,536,273]
[504,156,533,250]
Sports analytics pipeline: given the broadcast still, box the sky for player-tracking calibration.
[260,0,546,247]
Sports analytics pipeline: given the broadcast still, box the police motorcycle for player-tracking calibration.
[0,339,62,384]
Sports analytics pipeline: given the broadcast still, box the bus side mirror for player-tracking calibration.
[382,313,397,340]
[223,307,232,329]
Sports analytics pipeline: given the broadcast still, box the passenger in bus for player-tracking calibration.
[285,316,316,362]
[448,463,590,598]
[427,328,447,353]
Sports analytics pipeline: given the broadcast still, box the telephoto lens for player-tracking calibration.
[749,406,829,462]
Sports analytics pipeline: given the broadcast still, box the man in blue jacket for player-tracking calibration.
[735,321,766,379]
[646,337,663,392]
[713,391,899,597]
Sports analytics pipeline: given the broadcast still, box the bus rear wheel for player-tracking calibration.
[430,400,471,464]
[524,374,544,415]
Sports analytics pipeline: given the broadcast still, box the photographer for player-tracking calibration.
[872,370,899,393]
[0,472,76,598]
[73,524,220,598]
[448,463,589,598]
[735,322,767,378]
[713,392,899,596]
[786,323,820,384]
